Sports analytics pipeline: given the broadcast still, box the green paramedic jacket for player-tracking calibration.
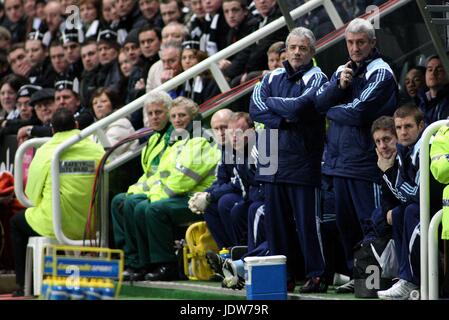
[430,124,449,240]
[25,129,105,238]
[146,135,221,202]
[126,125,173,195]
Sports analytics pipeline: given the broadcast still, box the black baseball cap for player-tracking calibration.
[29,88,55,107]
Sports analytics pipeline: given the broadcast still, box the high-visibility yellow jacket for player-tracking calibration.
[430,125,449,240]
[146,134,220,202]
[126,125,173,195]
[25,129,105,239]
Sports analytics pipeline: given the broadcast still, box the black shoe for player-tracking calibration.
[335,279,355,294]
[144,264,179,281]
[123,268,146,281]
[299,277,328,293]
[205,251,225,278]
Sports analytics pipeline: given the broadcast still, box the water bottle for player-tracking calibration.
[48,278,69,300]
[68,278,86,300]
[85,279,102,300]
[100,279,115,300]
[40,276,51,300]
[219,248,230,260]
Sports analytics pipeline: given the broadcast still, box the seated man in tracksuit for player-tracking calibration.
[249,26,327,293]
[376,104,424,300]
[364,116,401,242]
[190,112,262,248]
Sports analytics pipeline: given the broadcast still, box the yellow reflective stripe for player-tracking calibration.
[175,163,202,182]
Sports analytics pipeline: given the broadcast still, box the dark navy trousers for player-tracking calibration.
[392,203,420,285]
[247,201,265,253]
[333,177,381,271]
[204,193,249,248]
[264,182,325,279]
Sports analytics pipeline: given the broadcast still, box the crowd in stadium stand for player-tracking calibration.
[1,0,449,300]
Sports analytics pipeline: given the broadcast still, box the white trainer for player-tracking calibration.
[377,279,419,300]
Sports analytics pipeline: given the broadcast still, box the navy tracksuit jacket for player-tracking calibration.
[249,60,327,279]
[383,138,422,284]
[315,50,398,270]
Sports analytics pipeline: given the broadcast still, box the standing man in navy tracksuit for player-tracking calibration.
[249,27,327,293]
[314,18,398,293]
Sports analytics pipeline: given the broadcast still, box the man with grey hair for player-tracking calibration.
[143,40,183,126]
[312,17,398,293]
[145,22,188,94]
[111,91,174,281]
[249,26,328,293]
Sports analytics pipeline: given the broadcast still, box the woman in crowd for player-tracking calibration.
[91,87,138,159]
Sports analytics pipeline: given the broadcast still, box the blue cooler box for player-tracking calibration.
[244,255,287,300]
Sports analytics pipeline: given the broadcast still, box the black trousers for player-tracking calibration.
[10,210,39,288]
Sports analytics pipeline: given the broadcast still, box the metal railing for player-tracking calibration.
[428,209,443,300]
[14,137,50,207]
[419,119,449,300]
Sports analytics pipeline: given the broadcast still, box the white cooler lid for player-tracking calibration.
[244,255,286,265]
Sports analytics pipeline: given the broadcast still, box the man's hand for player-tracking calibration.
[188,192,210,214]
[339,61,353,90]
[376,148,396,172]
[386,209,393,225]
[17,125,32,145]
[218,59,231,70]
[161,69,175,83]
[134,78,145,90]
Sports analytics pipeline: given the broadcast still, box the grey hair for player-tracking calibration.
[144,91,173,111]
[285,27,316,53]
[162,22,189,41]
[345,18,376,40]
[159,40,182,57]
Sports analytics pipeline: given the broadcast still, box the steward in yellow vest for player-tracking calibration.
[110,92,174,281]
[430,124,449,240]
[10,108,105,292]
[127,97,220,281]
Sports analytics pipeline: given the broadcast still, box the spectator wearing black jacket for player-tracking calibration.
[1,0,28,43]
[0,84,41,137]
[60,28,84,80]
[80,40,101,108]
[127,25,161,129]
[219,0,258,81]
[96,29,122,93]
[233,0,288,85]
[134,0,164,30]
[26,31,57,87]
[16,88,57,144]
[117,0,143,32]
[201,0,229,56]
[418,55,449,126]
